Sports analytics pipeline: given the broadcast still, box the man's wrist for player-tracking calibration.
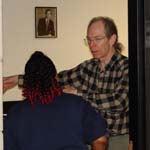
[18,75,24,88]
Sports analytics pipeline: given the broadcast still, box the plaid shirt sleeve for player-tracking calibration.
[58,63,85,89]
[58,57,128,111]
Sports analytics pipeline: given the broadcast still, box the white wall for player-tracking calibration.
[3,0,128,101]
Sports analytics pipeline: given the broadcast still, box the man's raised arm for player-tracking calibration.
[3,75,19,93]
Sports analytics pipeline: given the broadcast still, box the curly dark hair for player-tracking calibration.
[22,51,62,106]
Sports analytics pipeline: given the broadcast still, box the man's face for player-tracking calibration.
[87,21,114,60]
[46,10,52,19]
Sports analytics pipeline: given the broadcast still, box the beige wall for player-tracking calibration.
[3,0,128,101]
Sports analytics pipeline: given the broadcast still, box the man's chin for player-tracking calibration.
[92,54,100,59]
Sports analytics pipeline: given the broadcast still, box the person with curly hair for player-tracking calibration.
[3,51,108,150]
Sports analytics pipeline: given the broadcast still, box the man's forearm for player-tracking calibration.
[3,75,19,93]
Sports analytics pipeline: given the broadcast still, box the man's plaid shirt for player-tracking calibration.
[58,52,129,136]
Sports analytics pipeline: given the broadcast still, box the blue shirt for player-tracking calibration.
[4,93,107,150]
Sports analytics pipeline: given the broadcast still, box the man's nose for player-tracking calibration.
[89,40,97,47]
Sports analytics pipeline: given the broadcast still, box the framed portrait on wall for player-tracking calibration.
[35,7,57,38]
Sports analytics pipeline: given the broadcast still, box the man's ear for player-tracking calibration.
[109,34,117,46]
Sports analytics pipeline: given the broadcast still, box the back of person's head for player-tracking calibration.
[23,51,62,106]
[87,16,124,53]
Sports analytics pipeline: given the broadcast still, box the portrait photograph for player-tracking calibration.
[35,7,57,38]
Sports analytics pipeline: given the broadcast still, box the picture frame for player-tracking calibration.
[35,7,57,38]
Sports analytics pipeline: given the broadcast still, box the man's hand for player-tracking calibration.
[3,75,18,93]
[128,141,133,150]
[92,136,108,150]
[62,86,77,95]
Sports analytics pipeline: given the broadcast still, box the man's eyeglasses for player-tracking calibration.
[84,36,106,46]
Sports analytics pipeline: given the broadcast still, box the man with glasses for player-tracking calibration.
[3,16,129,150]
[58,16,129,150]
